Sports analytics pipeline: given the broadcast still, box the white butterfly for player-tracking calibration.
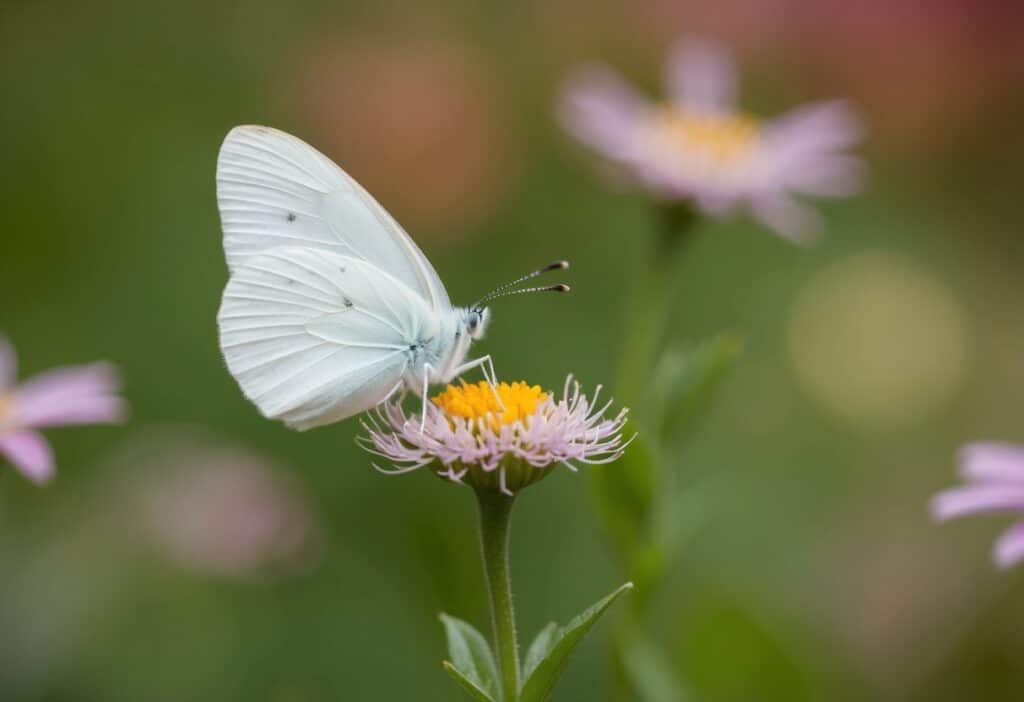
[215,126,568,431]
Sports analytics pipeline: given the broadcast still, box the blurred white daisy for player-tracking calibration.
[558,38,865,242]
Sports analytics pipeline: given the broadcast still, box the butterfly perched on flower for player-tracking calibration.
[215,126,567,430]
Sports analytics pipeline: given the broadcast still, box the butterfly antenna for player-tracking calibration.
[474,261,570,309]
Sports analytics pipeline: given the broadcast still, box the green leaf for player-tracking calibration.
[519,582,633,702]
[523,622,558,680]
[439,613,498,701]
[589,426,656,557]
[650,333,743,444]
[443,661,496,702]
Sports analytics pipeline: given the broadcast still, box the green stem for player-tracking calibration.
[609,203,699,702]
[615,204,699,409]
[475,488,520,702]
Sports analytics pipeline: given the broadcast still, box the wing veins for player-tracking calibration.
[222,293,336,314]
[230,279,340,308]
[219,160,328,194]
[228,136,332,185]
[257,346,404,407]
[219,177,320,204]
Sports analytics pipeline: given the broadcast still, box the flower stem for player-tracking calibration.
[616,203,699,409]
[609,203,699,702]
[475,487,520,702]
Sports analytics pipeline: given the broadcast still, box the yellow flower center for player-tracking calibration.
[650,107,761,166]
[433,381,548,428]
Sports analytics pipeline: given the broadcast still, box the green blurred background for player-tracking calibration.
[3,1,1024,700]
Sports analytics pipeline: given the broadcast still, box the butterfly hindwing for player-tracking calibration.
[218,246,433,430]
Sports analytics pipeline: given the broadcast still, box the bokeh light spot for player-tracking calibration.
[787,251,970,429]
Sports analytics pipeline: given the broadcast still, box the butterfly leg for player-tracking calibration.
[420,363,435,432]
[452,355,504,409]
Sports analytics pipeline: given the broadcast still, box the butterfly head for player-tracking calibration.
[466,307,491,341]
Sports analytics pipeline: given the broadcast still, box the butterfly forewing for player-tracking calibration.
[217,125,451,312]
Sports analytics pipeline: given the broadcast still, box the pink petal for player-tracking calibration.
[0,335,15,392]
[994,522,1024,569]
[931,484,1024,521]
[665,38,737,112]
[13,362,126,428]
[764,100,864,159]
[22,395,127,428]
[959,442,1024,483]
[779,155,866,197]
[749,192,822,245]
[558,64,650,162]
[0,430,55,484]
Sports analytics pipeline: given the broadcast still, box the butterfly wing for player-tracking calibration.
[216,125,452,313]
[218,246,434,431]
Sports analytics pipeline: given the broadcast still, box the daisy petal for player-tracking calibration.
[558,64,649,162]
[0,430,55,484]
[931,484,1024,521]
[749,193,822,244]
[781,155,866,197]
[14,362,126,428]
[959,442,1024,483]
[764,100,863,158]
[994,522,1024,569]
[666,38,737,111]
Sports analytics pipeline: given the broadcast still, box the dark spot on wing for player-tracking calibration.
[286,212,297,222]
[343,297,353,308]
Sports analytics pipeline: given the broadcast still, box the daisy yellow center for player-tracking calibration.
[433,381,548,427]
[651,107,761,164]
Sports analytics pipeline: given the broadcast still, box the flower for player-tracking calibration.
[0,335,126,484]
[118,426,323,581]
[931,442,1024,568]
[558,38,864,242]
[360,377,630,495]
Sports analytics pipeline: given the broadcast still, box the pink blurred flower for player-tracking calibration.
[932,442,1024,568]
[558,38,864,242]
[360,377,630,495]
[0,336,126,484]
[123,428,322,581]
[617,1,1023,154]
